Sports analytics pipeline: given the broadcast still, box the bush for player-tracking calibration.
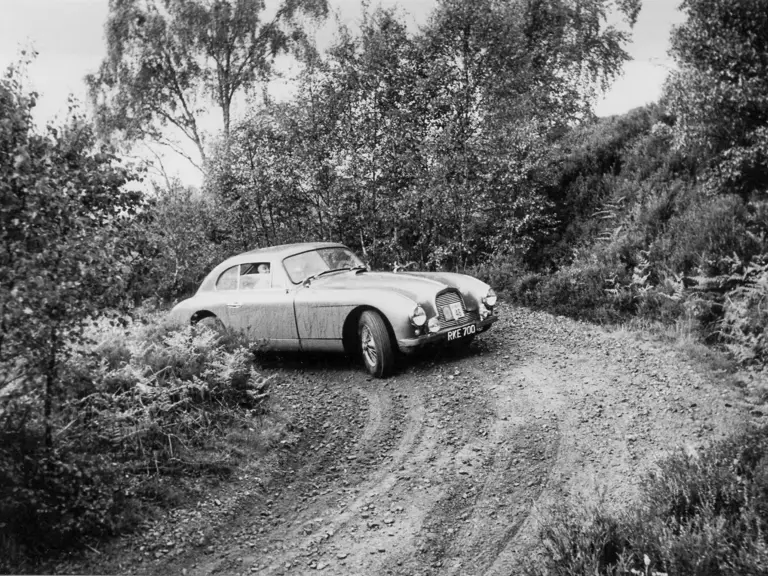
[525,425,768,576]
[0,451,126,552]
[0,312,273,561]
[719,257,768,364]
[658,195,763,275]
[135,184,225,302]
[509,262,624,323]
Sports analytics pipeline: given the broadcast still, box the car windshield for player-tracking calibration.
[283,247,365,284]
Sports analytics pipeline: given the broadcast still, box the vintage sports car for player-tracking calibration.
[169,243,498,377]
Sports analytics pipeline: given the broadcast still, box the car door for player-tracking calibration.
[293,284,354,352]
[222,261,300,350]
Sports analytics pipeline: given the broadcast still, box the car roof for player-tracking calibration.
[196,242,348,293]
[237,242,347,260]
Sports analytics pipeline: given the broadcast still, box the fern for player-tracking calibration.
[718,255,768,364]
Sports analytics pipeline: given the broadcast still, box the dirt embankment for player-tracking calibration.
[66,304,764,576]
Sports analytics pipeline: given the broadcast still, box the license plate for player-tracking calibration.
[447,324,476,341]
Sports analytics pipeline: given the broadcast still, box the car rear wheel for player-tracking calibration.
[196,315,226,333]
[358,311,394,378]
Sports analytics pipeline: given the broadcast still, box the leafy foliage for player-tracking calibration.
[0,313,273,560]
[138,182,225,300]
[87,0,329,168]
[0,57,145,446]
[501,96,768,364]
[665,0,768,197]
[718,256,768,364]
[524,425,768,576]
[204,0,639,269]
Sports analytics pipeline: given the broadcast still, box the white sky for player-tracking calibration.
[0,0,685,183]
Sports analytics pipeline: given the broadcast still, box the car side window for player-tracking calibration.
[216,265,239,291]
[240,262,272,290]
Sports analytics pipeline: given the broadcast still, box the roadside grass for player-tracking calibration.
[523,424,768,576]
[0,310,287,571]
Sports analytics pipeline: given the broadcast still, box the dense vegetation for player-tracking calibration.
[0,54,275,564]
[1,0,767,570]
[504,0,768,367]
[525,424,768,576]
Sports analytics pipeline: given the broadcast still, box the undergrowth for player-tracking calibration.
[0,313,280,566]
[474,104,768,368]
[523,425,768,576]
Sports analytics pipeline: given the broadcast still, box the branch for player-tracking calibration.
[160,49,207,161]
[142,143,173,189]
[155,137,205,173]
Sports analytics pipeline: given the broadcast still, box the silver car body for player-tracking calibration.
[169,242,498,354]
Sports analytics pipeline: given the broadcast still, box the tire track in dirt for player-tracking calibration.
[194,373,429,575]
[257,379,429,574]
[400,357,563,576]
[181,371,375,576]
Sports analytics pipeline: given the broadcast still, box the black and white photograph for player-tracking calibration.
[1,0,766,574]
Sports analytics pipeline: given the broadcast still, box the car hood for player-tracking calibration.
[310,271,452,303]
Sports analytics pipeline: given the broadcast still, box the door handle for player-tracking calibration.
[227,302,242,308]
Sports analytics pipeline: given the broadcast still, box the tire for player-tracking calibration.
[195,315,226,333]
[358,311,395,378]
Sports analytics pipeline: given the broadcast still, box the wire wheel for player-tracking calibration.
[358,311,394,378]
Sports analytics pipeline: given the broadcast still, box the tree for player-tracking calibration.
[416,0,640,265]
[204,0,641,270]
[87,0,328,170]
[0,59,144,447]
[665,0,768,197]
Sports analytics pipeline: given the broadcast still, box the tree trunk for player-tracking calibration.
[44,326,57,448]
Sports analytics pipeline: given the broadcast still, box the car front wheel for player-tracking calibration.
[358,311,394,378]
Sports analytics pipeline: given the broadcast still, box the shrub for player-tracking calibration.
[137,184,225,302]
[0,313,273,561]
[718,257,768,364]
[523,503,635,576]
[511,262,624,323]
[658,195,762,275]
[468,256,527,295]
[0,451,126,551]
[525,425,768,576]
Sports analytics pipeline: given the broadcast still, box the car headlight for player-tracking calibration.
[483,288,497,308]
[427,317,440,333]
[409,305,427,327]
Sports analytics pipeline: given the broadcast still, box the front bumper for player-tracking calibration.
[396,314,498,352]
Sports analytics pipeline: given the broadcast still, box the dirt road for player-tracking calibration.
[95,304,758,576]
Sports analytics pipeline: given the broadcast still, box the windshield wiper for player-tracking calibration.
[303,266,366,285]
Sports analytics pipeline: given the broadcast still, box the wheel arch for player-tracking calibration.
[342,305,397,356]
[190,310,217,325]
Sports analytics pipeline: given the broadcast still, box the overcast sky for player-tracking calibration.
[0,0,685,182]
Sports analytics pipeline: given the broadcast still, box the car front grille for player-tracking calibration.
[435,290,478,330]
